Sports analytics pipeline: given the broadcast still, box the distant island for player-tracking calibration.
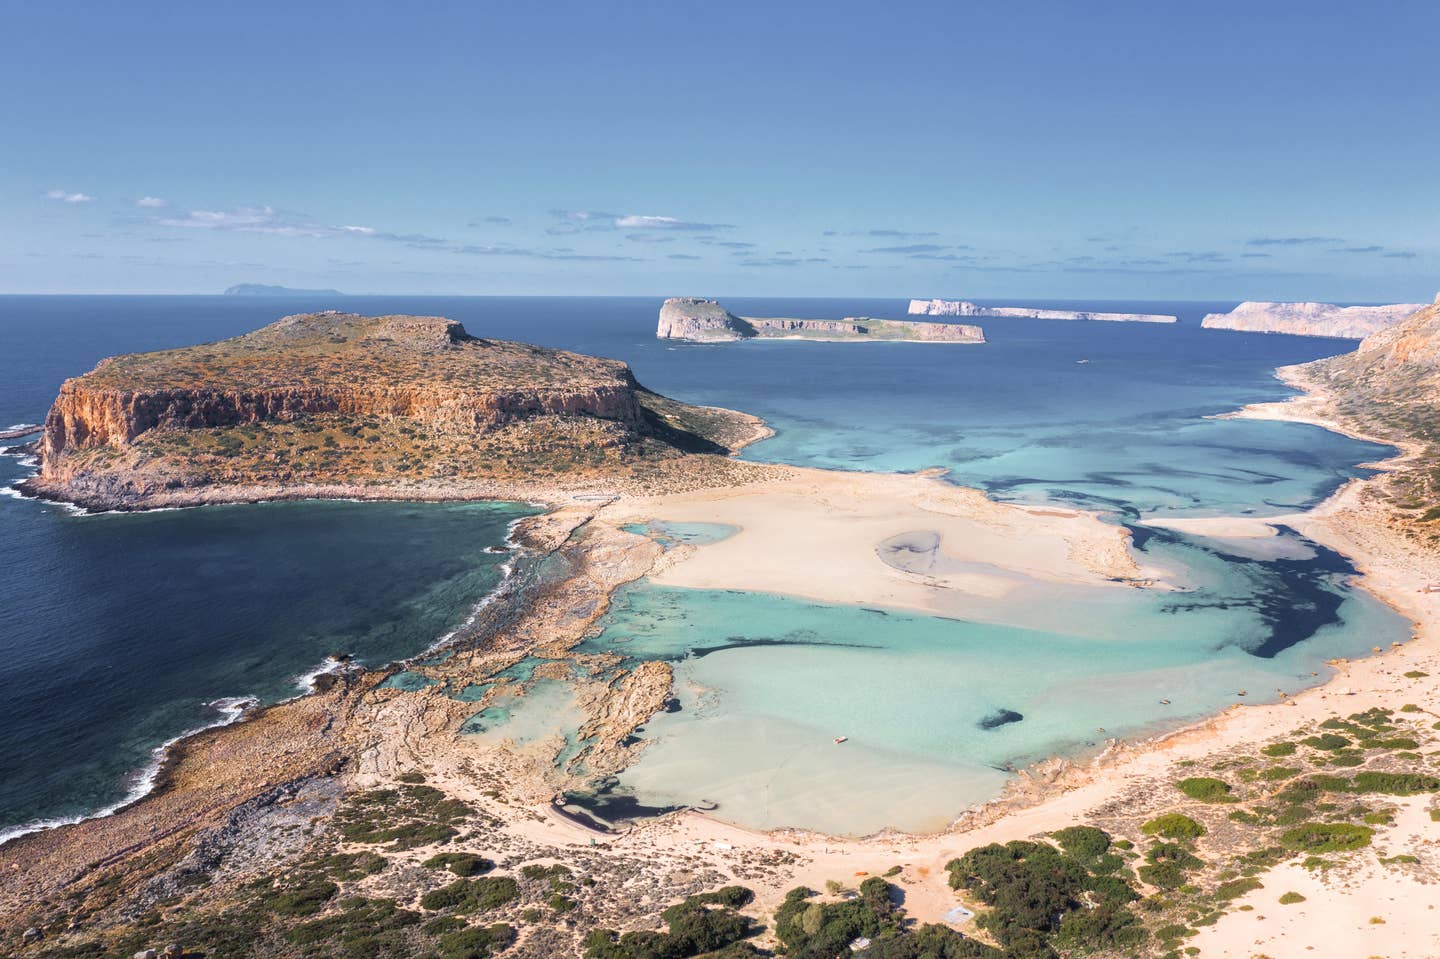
[23,310,766,510]
[224,283,345,296]
[908,298,1177,323]
[658,297,984,343]
[1200,300,1429,339]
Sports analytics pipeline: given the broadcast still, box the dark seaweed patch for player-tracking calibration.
[979,709,1025,730]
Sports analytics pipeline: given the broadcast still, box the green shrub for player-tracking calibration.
[1176,777,1233,802]
[262,879,338,917]
[1052,825,1112,859]
[424,852,495,877]
[1139,842,1203,890]
[1261,742,1297,757]
[420,876,519,913]
[591,886,761,959]
[424,916,467,935]
[1279,891,1305,905]
[1258,766,1302,781]
[1370,736,1420,749]
[311,851,388,880]
[1214,877,1263,900]
[1352,771,1440,795]
[1141,814,1206,840]
[284,896,421,952]
[1301,733,1352,752]
[1280,822,1374,854]
[438,923,514,959]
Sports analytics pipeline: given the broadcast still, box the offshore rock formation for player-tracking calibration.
[27,311,768,509]
[1200,300,1428,339]
[908,298,1177,323]
[656,297,754,340]
[658,297,984,343]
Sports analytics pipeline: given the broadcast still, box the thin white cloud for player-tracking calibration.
[552,210,732,232]
[136,196,169,208]
[45,189,95,204]
[614,214,730,231]
[154,205,371,239]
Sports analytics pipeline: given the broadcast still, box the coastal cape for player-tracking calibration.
[1201,299,1430,338]
[657,296,985,343]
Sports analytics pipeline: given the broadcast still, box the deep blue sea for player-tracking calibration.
[0,294,1405,836]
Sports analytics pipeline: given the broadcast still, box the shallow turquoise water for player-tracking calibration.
[621,521,739,548]
[583,536,1406,834]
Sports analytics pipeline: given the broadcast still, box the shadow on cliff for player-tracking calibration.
[634,389,736,455]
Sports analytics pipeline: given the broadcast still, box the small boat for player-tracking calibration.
[833,736,848,745]
[1076,359,1090,365]
[1159,699,1171,705]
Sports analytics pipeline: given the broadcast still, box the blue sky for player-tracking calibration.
[3,0,1436,299]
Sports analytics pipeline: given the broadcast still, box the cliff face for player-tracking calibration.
[1300,295,1440,392]
[1201,301,1428,339]
[908,299,1177,324]
[38,382,646,469]
[656,298,753,340]
[657,298,984,343]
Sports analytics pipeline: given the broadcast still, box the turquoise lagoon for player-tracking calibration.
[0,295,1409,838]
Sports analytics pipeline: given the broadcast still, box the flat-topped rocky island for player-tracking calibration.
[657,297,985,343]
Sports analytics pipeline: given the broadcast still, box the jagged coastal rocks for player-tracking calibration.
[1200,299,1430,338]
[908,298,1177,323]
[22,311,769,510]
[657,297,984,343]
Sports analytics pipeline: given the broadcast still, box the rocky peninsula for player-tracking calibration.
[909,298,1177,323]
[21,311,770,510]
[657,297,984,343]
[1201,299,1429,338]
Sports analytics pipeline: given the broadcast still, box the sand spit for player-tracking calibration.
[604,466,1165,627]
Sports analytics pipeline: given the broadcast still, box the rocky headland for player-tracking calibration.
[657,297,984,343]
[1200,299,1430,339]
[21,311,770,510]
[908,298,1177,323]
